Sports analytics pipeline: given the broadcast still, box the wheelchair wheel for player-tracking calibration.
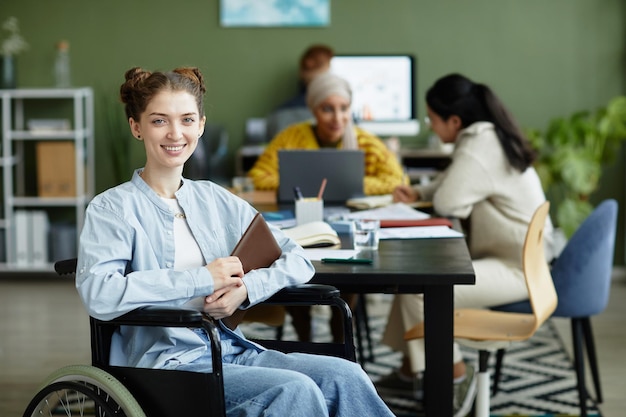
[23,364,146,417]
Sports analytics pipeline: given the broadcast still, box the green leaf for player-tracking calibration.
[557,199,593,238]
[554,148,600,196]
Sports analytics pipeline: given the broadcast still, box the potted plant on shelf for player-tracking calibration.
[1,16,28,89]
[526,96,626,238]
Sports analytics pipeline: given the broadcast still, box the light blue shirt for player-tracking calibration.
[76,169,314,369]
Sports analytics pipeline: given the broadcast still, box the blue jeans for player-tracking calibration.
[170,329,394,417]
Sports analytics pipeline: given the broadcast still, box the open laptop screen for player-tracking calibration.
[277,149,365,204]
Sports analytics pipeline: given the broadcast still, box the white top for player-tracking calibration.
[160,196,205,270]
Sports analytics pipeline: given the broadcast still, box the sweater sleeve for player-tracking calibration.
[248,123,318,190]
[359,131,405,195]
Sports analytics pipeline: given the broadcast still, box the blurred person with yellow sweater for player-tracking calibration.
[249,72,404,342]
[249,72,404,197]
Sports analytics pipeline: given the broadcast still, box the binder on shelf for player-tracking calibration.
[14,210,30,265]
[12,210,51,266]
[31,210,50,265]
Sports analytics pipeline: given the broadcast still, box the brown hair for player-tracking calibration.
[299,44,334,84]
[119,67,207,121]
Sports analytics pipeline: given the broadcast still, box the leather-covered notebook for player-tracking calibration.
[223,212,282,329]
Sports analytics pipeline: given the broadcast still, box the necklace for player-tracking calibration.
[143,172,187,219]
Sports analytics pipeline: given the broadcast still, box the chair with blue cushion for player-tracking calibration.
[491,199,618,417]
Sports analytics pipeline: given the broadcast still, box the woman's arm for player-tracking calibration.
[248,123,319,190]
[76,203,218,321]
[359,133,405,195]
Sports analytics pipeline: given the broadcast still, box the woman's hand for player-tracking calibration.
[205,256,244,295]
[203,256,247,319]
[392,185,419,203]
[203,284,249,319]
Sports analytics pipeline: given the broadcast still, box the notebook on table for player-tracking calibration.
[277,149,365,205]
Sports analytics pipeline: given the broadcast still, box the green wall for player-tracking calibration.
[2,0,626,259]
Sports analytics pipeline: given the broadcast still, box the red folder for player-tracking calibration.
[379,218,453,228]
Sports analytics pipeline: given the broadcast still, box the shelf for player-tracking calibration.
[8,129,90,140]
[9,196,92,207]
[0,262,55,273]
[0,88,94,271]
[0,87,93,99]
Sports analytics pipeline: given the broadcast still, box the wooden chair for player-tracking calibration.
[404,201,557,417]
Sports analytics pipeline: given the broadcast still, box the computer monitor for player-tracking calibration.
[330,54,419,137]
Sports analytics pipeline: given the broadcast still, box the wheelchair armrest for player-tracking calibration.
[265,284,340,304]
[92,306,223,377]
[55,258,78,275]
[109,306,205,327]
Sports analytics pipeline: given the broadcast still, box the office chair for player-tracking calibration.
[183,123,229,185]
[22,259,355,417]
[491,199,618,417]
[404,201,557,417]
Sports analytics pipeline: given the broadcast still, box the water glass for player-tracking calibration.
[232,176,254,195]
[353,218,380,251]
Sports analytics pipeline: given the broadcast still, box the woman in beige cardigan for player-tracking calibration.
[376,73,554,417]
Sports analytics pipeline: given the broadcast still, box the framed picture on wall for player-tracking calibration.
[220,0,330,27]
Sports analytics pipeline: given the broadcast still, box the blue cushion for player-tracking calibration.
[492,199,617,318]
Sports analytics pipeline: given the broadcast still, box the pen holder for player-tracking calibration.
[295,198,324,225]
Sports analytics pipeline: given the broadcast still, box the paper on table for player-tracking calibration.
[379,225,464,239]
[303,248,359,261]
[343,202,430,221]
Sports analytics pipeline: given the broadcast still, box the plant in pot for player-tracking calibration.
[1,16,29,89]
[526,96,626,238]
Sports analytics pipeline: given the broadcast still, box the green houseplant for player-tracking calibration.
[526,96,626,237]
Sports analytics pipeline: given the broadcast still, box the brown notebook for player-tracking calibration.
[222,212,282,329]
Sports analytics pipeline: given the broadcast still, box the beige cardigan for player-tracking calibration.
[416,122,554,265]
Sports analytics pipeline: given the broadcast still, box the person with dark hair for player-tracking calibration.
[76,66,395,417]
[376,73,554,417]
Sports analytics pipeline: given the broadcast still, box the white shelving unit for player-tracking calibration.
[0,88,94,272]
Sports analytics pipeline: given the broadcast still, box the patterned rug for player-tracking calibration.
[239,297,602,417]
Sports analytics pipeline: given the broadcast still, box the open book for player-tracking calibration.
[282,221,341,248]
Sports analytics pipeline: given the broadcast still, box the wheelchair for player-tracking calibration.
[22,258,355,417]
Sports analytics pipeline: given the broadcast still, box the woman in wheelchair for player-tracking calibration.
[74,66,394,417]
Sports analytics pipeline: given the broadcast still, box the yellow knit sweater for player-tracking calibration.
[248,121,404,195]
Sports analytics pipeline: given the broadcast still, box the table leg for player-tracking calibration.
[423,285,454,417]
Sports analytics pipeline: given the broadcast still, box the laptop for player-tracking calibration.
[277,149,365,205]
